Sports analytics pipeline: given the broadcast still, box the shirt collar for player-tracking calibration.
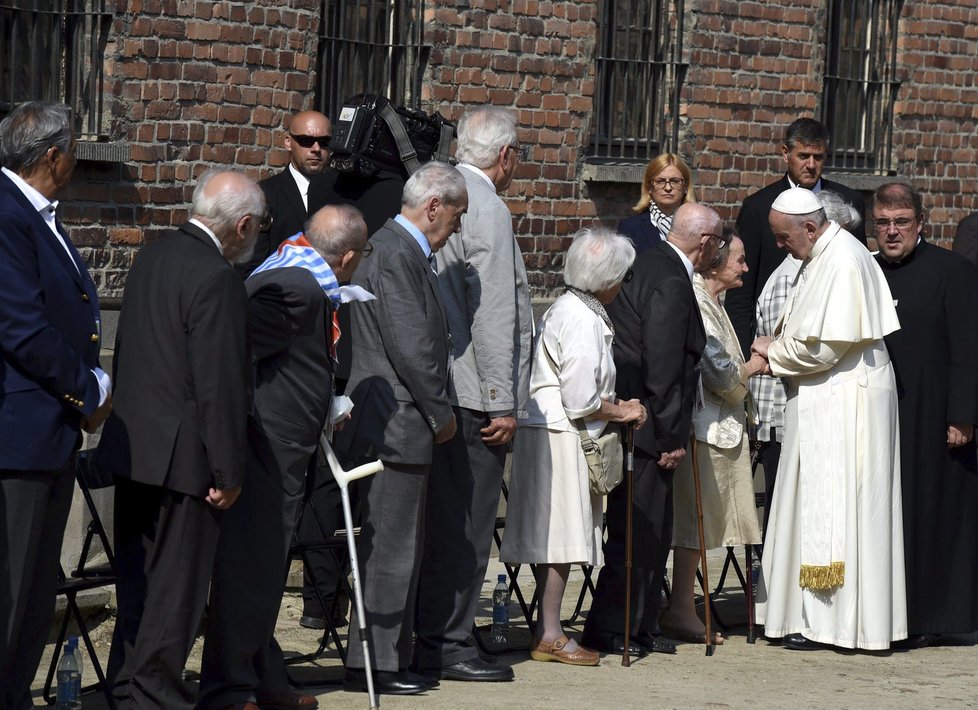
[457,163,496,192]
[288,163,311,194]
[665,240,695,280]
[786,174,823,193]
[394,213,433,258]
[189,217,224,255]
[2,166,53,215]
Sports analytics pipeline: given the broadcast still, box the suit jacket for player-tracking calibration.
[0,171,102,470]
[607,241,706,458]
[245,266,334,495]
[335,218,453,466]
[100,223,250,497]
[435,166,532,418]
[953,212,978,268]
[617,212,663,256]
[238,168,339,277]
[726,174,866,357]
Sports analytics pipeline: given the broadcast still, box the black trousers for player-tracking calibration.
[298,469,348,620]
[413,407,506,668]
[759,438,782,541]
[0,462,74,710]
[108,478,221,710]
[583,450,674,639]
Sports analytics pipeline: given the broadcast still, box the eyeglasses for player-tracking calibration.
[623,269,634,283]
[651,177,686,189]
[702,232,728,248]
[509,144,530,161]
[290,134,332,149]
[256,213,273,231]
[356,242,374,256]
[873,217,917,232]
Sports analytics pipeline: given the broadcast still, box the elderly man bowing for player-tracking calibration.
[753,187,906,651]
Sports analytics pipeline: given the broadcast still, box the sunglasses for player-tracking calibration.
[290,134,332,149]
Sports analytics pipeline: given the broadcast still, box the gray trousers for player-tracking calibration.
[414,407,506,667]
[346,461,428,672]
[0,462,74,710]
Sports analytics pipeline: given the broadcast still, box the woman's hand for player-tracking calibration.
[751,335,773,359]
[745,352,769,377]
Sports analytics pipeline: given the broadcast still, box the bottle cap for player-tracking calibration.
[497,574,506,582]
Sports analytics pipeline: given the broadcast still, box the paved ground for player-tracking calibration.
[34,550,978,709]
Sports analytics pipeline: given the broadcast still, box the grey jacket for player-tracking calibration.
[435,165,532,418]
[336,217,454,466]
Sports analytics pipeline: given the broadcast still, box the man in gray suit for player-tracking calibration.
[336,161,467,696]
[413,107,532,682]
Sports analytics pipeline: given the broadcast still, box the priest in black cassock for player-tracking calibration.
[874,182,978,647]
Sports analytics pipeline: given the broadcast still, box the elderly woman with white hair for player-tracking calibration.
[501,227,647,667]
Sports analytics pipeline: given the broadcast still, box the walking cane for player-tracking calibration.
[690,435,716,657]
[319,433,384,709]
[621,424,635,667]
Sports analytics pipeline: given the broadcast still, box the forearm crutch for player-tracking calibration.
[319,433,384,709]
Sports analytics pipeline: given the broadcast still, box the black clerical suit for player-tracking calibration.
[199,266,336,708]
[582,240,705,648]
[100,222,250,710]
[725,175,865,357]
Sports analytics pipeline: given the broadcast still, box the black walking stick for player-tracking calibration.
[691,435,716,656]
[622,424,635,667]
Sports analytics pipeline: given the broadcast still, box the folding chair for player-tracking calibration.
[42,450,116,708]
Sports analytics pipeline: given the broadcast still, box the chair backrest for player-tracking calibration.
[73,450,115,575]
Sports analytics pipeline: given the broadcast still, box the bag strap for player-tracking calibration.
[379,102,422,175]
[540,339,594,448]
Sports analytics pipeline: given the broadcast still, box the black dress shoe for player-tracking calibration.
[632,631,678,655]
[402,669,440,689]
[420,657,514,682]
[890,634,935,650]
[299,614,348,630]
[782,633,833,651]
[343,668,427,695]
[580,630,645,656]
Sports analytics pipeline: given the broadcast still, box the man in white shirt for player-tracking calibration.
[752,187,906,651]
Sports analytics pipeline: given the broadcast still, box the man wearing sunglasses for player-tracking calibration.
[238,110,337,277]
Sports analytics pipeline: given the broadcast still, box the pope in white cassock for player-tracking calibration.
[751,187,907,651]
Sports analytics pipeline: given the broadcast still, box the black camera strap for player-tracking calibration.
[378,102,422,175]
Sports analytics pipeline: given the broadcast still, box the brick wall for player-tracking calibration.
[59,0,978,298]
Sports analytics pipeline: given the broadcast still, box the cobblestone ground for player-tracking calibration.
[34,549,978,710]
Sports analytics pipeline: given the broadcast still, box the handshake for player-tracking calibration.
[747,335,775,377]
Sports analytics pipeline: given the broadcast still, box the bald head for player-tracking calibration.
[667,203,723,269]
[191,170,266,263]
[304,204,369,281]
[285,110,332,175]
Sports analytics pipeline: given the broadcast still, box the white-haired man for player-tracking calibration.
[412,106,532,682]
[336,161,467,695]
[752,187,905,651]
[101,170,265,709]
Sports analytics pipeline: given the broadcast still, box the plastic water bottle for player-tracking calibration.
[68,636,84,700]
[491,573,510,644]
[56,639,81,709]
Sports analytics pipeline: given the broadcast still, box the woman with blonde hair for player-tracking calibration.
[618,153,697,255]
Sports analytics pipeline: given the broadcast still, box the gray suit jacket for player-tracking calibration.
[336,218,453,466]
[435,166,532,418]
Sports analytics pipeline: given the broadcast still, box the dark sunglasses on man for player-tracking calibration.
[290,133,332,149]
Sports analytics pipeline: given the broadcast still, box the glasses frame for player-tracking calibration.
[651,177,687,190]
[873,216,918,233]
[290,133,333,149]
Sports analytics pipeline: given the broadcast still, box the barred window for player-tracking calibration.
[316,0,428,120]
[822,0,904,173]
[0,0,111,138]
[589,0,686,162]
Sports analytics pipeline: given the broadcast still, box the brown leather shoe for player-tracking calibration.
[529,635,599,666]
[255,691,319,710]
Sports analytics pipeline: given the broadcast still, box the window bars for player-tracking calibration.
[822,0,903,173]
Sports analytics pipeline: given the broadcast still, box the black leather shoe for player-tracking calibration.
[580,630,645,657]
[890,634,936,650]
[633,631,678,655]
[402,669,440,689]
[343,668,427,695]
[421,658,514,682]
[783,633,832,651]
[299,614,348,630]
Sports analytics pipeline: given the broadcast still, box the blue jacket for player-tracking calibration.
[0,170,101,470]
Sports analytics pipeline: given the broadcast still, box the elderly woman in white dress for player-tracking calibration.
[501,227,646,666]
[658,231,765,644]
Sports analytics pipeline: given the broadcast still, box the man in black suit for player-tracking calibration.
[953,211,978,268]
[238,110,336,277]
[0,101,112,710]
[725,118,866,357]
[336,161,467,696]
[102,171,264,710]
[582,203,720,656]
[198,204,368,710]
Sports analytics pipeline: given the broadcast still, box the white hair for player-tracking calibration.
[305,204,368,265]
[454,107,518,168]
[563,226,636,293]
[191,170,266,236]
[817,189,862,230]
[401,161,467,209]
